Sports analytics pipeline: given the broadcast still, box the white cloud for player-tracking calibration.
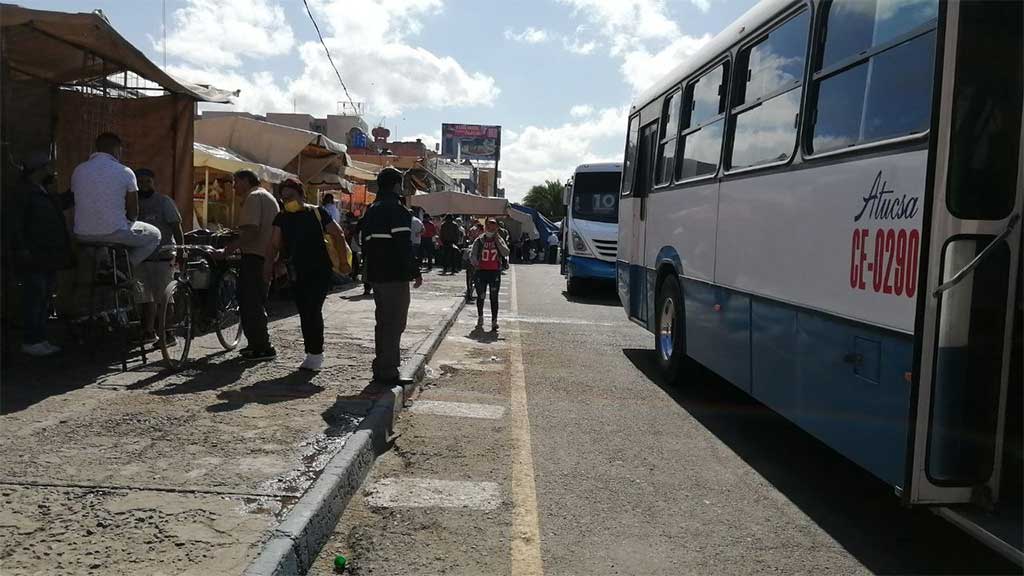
[166,0,498,118]
[562,26,600,55]
[570,104,595,117]
[504,27,550,44]
[501,107,627,202]
[156,0,294,68]
[559,0,715,93]
[405,132,441,151]
[619,34,712,92]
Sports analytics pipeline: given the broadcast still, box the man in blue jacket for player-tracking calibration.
[361,168,422,385]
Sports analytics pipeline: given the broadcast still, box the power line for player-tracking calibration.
[301,0,357,112]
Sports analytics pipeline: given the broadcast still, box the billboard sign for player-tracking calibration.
[441,124,501,161]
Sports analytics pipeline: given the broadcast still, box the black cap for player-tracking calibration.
[377,167,403,192]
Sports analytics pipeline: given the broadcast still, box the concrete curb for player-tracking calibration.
[243,296,467,576]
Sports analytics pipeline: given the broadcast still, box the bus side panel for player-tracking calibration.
[750,296,914,488]
[683,280,752,392]
[644,182,718,282]
[716,150,927,334]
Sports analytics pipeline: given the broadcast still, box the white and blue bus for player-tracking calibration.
[617,0,1021,561]
[562,162,622,294]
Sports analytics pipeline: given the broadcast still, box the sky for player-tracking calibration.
[24,0,756,200]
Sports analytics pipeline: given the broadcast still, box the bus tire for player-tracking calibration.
[566,275,582,296]
[655,274,685,383]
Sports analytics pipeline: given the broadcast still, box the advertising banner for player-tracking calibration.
[441,123,501,161]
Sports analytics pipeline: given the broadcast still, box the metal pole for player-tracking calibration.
[203,167,209,228]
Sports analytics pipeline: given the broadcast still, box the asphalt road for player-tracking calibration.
[315,263,1019,575]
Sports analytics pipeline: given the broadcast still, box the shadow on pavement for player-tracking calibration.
[147,356,250,396]
[562,283,619,307]
[207,371,323,413]
[467,326,501,343]
[622,348,1017,575]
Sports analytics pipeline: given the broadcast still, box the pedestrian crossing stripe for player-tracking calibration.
[410,400,506,420]
[364,478,501,510]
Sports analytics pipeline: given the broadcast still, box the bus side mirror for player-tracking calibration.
[562,185,571,206]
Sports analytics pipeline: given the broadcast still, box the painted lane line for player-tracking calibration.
[509,266,545,576]
[364,478,501,510]
[410,400,506,420]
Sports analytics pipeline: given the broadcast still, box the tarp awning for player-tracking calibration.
[0,4,231,102]
[410,191,509,217]
[341,159,379,183]
[193,142,295,184]
[506,207,539,239]
[194,116,347,182]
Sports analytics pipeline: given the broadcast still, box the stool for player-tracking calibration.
[77,242,147,371]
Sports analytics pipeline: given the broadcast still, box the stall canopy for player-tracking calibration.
[410,191,509,216]
[0,4,233,232]
[511,204,560,240]
[506,207,539,240]
[193,143,295,183]
[0,4,232,102]
[194,116,349,182]
[342,159,380,183]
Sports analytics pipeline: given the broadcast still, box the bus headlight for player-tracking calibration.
[572,230,591,255]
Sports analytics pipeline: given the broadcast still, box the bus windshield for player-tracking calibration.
[572,171,621,223]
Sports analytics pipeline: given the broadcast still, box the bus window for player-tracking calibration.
[573,171,622,224]
[810,0,938,154]
[729,11,809,169]
[655,90,682,186]
[621,116,640,196]
[946,0,1022,220]
[677,63,728,181]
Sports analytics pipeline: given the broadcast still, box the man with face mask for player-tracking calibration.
[470,218,510,332]
[134,168,183,344]
[360,167,422,386]
[8,152,73,356]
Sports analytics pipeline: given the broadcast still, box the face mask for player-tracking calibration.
[284,199,304,213]
[139,188,155,199]
[485,231,496,238]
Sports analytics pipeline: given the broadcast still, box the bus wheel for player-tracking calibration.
[655,275,685,382]
[566,275,582,296]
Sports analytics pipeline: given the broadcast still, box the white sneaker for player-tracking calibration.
[299,353,324,372]
[21,342,56,357]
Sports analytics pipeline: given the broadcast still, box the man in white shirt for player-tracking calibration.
[72,132,161,266]
[409,207,424,268]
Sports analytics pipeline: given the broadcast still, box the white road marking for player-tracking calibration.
[410,400,506,420]
[364,478,501,510]
[508,267,545,576]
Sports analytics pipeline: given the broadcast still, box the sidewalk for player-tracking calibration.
[0,271,465,576]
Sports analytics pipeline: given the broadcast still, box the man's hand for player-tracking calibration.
[413,276,423,289]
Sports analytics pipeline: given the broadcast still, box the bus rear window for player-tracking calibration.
[572,172,622,223]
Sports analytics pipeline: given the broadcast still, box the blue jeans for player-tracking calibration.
[22,270,56,345]
[77,221,161,267]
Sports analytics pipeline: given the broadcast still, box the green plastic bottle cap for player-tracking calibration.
[334,554,347,570]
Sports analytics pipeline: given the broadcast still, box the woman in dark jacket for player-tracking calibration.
[8,152,73,356]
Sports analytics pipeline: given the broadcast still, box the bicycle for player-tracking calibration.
[158,245,243,367]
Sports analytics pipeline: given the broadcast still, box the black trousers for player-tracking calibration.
[293,273,329,355]
[475,269,501,321]
[371,281,410,382]
[421,240,434,267]
[239,254,271,350]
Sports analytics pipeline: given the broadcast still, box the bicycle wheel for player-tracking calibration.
[214,269,242,350]
[160,280,193,367]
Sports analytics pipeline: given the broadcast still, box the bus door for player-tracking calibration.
[628,123,658,324]
[907,0,1023,506]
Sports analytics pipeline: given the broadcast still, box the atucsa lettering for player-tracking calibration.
[849,227,919,298]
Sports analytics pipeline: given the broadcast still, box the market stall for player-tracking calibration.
[192,142,296,229]
[409,190,509,217]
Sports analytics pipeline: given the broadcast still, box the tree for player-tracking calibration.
[522,180,566,221]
